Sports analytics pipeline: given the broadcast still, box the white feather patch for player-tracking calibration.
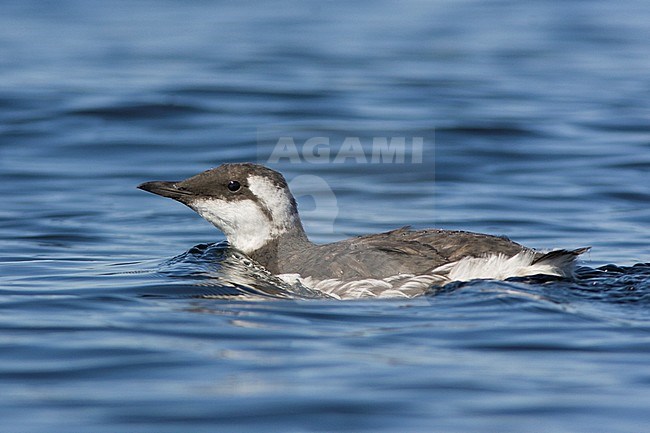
[434,250,573,282]
[247,175,299,234]
[192,198,273,254]
[277,273,447,300]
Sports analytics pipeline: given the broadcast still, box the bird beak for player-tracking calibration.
[138,181,193,202]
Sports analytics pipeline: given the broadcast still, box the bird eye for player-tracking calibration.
[227,180,241,192]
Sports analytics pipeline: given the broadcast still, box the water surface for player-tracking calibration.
[2,1,650,432]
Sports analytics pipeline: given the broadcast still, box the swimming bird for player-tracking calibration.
[138,163,588,299]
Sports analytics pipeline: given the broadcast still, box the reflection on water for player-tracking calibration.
[158,243,332,300]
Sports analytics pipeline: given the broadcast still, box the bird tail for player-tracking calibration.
[434,247,590,282]
[531,247,590,277]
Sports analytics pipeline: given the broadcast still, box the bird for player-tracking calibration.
[138,163,588,299]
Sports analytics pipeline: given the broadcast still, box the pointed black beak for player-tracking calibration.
[137,181,193,201]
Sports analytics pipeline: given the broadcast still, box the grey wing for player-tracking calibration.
[292,228,449,280]
[312,227,531,280]
[285,227,587,282]
[403,228,529,260]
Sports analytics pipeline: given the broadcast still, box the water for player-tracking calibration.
[2,0,650,431]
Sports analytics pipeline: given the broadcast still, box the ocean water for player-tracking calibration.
[2,0,650,432]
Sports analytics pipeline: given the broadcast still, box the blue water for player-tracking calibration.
[2,0,650,431]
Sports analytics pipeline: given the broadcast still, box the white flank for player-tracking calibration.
[434,250,573,282]
[277,273,448,300]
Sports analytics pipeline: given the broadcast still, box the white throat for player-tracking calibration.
[190,175,299,254]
